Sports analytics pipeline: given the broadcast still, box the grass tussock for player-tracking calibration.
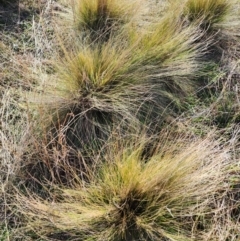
[33,50,146,150]
[72,0,143,43]
[182,0,240,68]
[128,15,205,83]
[33,13,206,151]
[1,0,240,240]
[17,134,237,241]
[184,0,230,30]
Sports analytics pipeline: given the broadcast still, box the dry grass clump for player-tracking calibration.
[184,0,230,30]
[71,0,143,43]
[33,46,146,149]
[33,13,205,151]
[17,134,238,241]
[1,0,240,240]
[182,0,240,67]
[179,0,240,124]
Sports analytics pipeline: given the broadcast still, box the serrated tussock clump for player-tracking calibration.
[18,135,234,241]
[182,0,240,66]
[72,0,143,43]
[184,0,230,30]
[35,14,205,151]
[1,0,240,240]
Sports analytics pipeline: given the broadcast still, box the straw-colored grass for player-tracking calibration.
[72,0,143,43]
[32,12,205,151]
[0,88,33,241]
[183,0,240,66]
[184,0,230,30]
[17,134,237,241]
[1,1,240,240]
